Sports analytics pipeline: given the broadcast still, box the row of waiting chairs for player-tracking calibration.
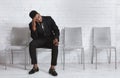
[1,27,117,70]
[61,27,116,70]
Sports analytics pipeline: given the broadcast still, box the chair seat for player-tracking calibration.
[64,46,83,50]
[36,48,51,52]
[10,46,27,50]
[94,45,116,49]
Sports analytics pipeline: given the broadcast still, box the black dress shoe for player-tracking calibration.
[29,67,39,74]
[49,68,58,76]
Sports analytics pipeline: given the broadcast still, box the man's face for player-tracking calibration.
[34,14,42,22]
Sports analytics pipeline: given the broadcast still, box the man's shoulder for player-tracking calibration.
[29,22,32,29]
[29,22,32,26]
[42,16,52,19]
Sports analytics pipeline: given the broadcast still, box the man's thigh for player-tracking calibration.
[30,39,47,48]
[41,38,53,49]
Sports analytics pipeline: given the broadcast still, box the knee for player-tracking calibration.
[29,40,37,48]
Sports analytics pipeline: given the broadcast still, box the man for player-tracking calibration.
[29,10,60,76]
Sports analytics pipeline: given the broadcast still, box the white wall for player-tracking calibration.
[0,0,120,64]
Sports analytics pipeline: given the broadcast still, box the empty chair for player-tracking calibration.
[91,27,117,69]
[9,27,30,69]
[62,27,85,70]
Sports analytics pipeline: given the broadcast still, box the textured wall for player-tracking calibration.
[0,0,119,64]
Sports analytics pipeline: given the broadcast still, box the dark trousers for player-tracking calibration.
[29,38,58,66]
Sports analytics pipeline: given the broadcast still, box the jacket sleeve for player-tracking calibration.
[49,17,60,41]
[29,22,38,40]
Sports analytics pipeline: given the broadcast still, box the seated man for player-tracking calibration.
[28,10,60,76]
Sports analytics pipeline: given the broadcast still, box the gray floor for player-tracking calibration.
[0,63,119,78]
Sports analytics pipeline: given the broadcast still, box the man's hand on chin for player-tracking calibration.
[53,38,59,46]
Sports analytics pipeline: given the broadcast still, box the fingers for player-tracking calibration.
[32,17,37,22]
[53,39,59,46]
[54,42,59,46]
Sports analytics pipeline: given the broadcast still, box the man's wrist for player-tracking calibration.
[54,38,58,41]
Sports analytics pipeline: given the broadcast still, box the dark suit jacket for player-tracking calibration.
[29,16,60,41]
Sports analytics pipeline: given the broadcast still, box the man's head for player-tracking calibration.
[29,10,42,22]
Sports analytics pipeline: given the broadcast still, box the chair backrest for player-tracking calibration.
[64,27,82,48]
[92,27,111,46]
[11,27,30,46]
[59,28,64,46]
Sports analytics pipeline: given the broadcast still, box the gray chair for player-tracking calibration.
[62,27,85,70]
[91,27,117,69]
[9,27,30,70]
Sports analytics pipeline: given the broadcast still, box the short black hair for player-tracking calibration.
[29,10,38,19]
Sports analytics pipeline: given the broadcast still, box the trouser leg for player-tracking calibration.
[51,45,58,66]
[29,38,58,66]
[29,40,38,64]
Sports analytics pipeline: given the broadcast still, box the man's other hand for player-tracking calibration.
[53,38,59,46]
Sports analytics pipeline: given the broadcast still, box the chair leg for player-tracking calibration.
[81,49,83,64]
[60,47,63,65]
[109,49,111,64]
[107,49,111,64]
[91,47,94,64]
[5,50,7,70]
[106,49,109,64]
[11,50,13,64]
[63,48,65,70]
[115,48,117,69]
[95,47,97,69]
[29,56,31,65]
[82,48,85,70]
[24,48,27,70]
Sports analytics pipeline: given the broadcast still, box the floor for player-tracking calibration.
[0,63,119,78]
